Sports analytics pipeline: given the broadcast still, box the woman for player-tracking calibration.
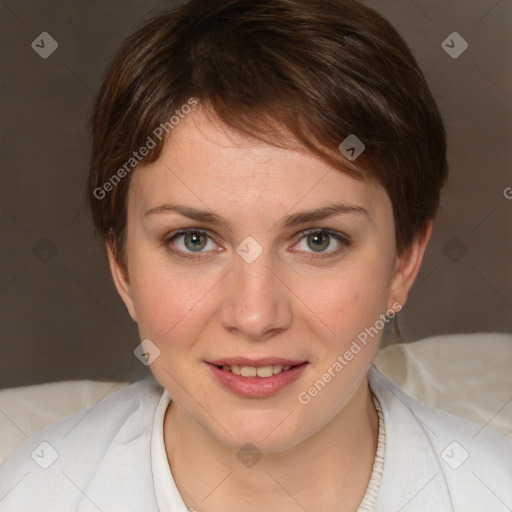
[1,0,510,511]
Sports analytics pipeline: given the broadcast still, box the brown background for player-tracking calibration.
[1,0,511,388]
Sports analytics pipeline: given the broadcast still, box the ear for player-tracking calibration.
[388,220,433,309]
[106,242,138,322]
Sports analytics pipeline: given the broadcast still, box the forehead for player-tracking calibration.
[128,107,391,221]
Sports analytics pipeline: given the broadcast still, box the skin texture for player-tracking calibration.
[108,106,432,511]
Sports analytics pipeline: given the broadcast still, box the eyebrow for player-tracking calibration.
[143,201,368,229]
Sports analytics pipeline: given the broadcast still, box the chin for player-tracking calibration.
[208,407,313,454]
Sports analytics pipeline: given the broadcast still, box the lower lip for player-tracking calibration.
[207,363,308,398]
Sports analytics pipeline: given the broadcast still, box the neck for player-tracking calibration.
[164,376,379,512]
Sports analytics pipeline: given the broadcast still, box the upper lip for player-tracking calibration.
[207,357,306,367]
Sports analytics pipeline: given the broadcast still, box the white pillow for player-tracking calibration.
[373,332,512,438]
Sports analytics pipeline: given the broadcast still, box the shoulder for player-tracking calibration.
[0,378,163,512]
[369,365,512,512]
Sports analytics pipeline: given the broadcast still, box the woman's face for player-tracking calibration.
[109,107,425,452]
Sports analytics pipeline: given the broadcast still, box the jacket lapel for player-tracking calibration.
[368,365,455,511]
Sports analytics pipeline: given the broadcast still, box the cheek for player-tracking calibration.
[129,255,217,344]
[293,262,392,426]
[298,259,392,342]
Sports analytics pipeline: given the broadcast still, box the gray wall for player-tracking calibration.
[1,0,511,388]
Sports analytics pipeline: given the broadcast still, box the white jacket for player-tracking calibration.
[0,365,511,511]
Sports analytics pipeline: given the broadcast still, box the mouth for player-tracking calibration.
[206,359,309,398]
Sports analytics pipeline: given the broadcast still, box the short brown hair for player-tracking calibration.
[87,0,448,270]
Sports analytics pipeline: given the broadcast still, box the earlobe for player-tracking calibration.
[106,242,138,322]
[388,221,433,309]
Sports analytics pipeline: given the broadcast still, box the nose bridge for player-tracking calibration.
[219,247,292,340]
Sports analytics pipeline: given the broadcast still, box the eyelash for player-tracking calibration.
[164,228,350,261]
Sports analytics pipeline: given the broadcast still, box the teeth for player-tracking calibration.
[256,366,273,377]
[219,364,297,377]
[240,366,257,377]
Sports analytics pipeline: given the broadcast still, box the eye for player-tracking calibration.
[164,228,349,261]
[165,229,219,259]
[293,229,349,258]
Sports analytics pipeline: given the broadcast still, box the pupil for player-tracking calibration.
[308,232,329,252]
[185,232,206,251]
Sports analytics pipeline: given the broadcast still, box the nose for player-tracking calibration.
[218,249,293,341]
